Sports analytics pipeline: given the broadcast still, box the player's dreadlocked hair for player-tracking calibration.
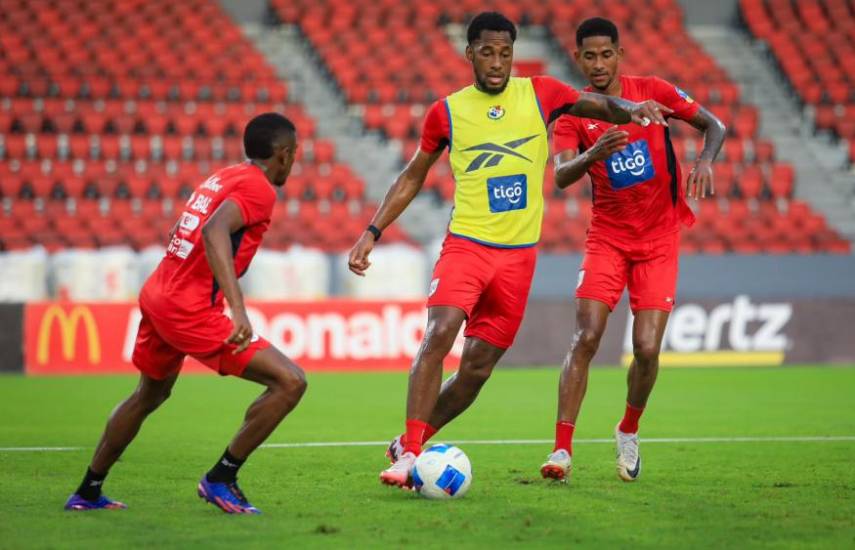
[576,17,619,46]
[243,112,296,160]
[466,11,517,44]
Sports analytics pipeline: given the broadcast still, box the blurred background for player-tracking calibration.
[0,0,853,373]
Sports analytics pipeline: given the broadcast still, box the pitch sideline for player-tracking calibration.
[2,435,854,452]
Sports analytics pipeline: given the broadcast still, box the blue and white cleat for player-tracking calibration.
[540,449,572,482]
[385,435,405,464]
[64,493,127,511]
[197,477,261,514]
[615,425,641,481]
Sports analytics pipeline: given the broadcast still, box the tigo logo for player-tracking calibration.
[606,139,655,190]
[36,305,101,364]
[463,134,538,172]
[487,174,527,213]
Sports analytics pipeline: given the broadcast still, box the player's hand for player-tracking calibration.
[588,126,630,162]
[629,100,672,127]
[686,159,714,199]
[226,308,254,354]
[348,231,375,277]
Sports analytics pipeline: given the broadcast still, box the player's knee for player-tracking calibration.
[461,358,494,384]
[573,328,602,357]
[632,341,660,367]
[423,321,459,357]
[271,363,307,401]
[134,387,171,414]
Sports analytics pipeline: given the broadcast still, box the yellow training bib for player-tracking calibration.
[445,77,548,247]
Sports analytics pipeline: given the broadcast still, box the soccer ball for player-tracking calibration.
[412,444,472,499]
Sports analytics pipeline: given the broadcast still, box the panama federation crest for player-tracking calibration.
[487,105,505,120]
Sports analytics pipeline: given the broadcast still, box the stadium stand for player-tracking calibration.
[0,0,411,253]
[269,0,850,254]
[740,0,855,162]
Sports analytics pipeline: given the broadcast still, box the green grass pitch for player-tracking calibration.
[2,366,854,549]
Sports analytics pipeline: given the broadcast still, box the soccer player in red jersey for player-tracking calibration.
[65,113,307,514]
[540,18,726,482]
[347,12,672,488]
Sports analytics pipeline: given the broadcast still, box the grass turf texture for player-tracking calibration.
[1,367,854,549]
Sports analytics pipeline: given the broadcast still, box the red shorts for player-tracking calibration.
[427,233,537,349]
[131,294,270,380]
[576,231,680,313]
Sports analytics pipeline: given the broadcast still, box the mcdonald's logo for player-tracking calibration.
[36,305,101,365]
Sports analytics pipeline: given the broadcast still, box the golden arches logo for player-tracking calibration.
[36,306,101,365]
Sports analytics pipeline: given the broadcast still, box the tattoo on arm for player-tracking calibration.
[688,106,727,162]
[570,93,633,125]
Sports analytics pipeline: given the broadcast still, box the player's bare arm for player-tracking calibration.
[348,148,443,276]
[571,93,673,127]
[554,126,630,189]
[202,199,252,353]
[684,106,727,199]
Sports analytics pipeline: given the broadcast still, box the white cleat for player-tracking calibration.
[385,435,405,464]
[540,449,572,482]
[380,451,416,488]
[615,425,641,482]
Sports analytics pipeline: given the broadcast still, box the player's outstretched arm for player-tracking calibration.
[554,126,630,189]
[347,149,442,276]
[202,199,253,353]
[685,106,727,199]
[571,93,673,127]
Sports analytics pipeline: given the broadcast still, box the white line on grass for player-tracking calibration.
[2,435,854,453]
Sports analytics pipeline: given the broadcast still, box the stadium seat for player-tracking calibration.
[0,0,383,252]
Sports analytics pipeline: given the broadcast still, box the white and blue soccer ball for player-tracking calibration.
[412,444,472,499]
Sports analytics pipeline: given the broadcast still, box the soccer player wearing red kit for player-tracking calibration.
[347,12,672,488]
[540,18,726,483]
[65,114,307,514]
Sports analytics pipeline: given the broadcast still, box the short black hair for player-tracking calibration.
[243,112,296,160]
[576,17,619,47]
[467,11,516,44]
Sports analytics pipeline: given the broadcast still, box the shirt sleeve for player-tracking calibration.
[419,99,451,153]
[531,76,582,125]
[650,77,701,122]
[552,115,582,154]
[228,179,274,226]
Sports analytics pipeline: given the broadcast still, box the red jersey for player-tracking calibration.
[553,75,699,242]
[142,162,276,314]
[419,75,581,153]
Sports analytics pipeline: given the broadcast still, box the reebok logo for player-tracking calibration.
[463,134,539,172]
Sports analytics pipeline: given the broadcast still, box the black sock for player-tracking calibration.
[76,467,106,502]
[206,448,245,483]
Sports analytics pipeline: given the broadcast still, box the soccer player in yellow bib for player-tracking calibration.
[347,11,671,488]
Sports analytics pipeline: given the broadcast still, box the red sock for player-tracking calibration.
[618,403,645,434]
[403,419,427,455]
[422,423,438,444]
[553,421,575,454]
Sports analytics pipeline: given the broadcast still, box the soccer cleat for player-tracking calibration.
[64,493,127,511]
[197,477,261,514]
[379,451,416,488]
[540,449,572,481]
[615,425,641,482]
[385,434,405,464]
